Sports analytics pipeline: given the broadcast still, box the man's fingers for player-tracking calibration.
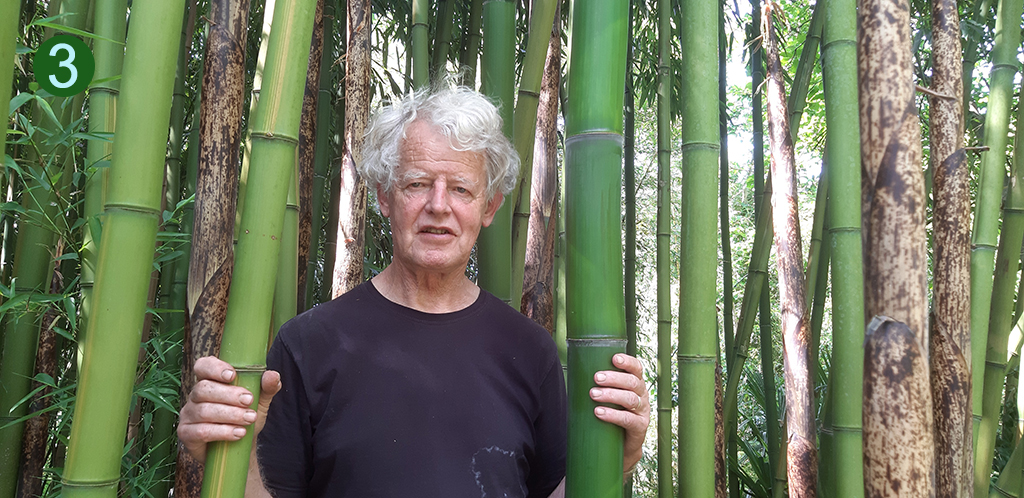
[611,353,643,377]
[194,356,237,383]
[594,370,644,395]
[593,406,648,433]
[189,379,256,408]
[183,401,258,426]
[260,370,282,399]
[590,386,644,412]
[178,421,248,446]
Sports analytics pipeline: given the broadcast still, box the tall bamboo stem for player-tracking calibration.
[199,0,318,494]
[61,0,186,494]
[410,0,428,87]
[296,0,325,313]
[656,0,672,494]
[564,0,629,495]
[972,0,1024,475]
[677,0,719,494]
[304,0,335,308]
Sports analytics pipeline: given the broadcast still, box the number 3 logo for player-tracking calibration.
[48,43,78,89]
[35,35,94,97]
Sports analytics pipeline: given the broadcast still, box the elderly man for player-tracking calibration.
[178,87,651,497]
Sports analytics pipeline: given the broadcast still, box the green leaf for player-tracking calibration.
[8,92,33,116]
[88,75,122,88]
[32,95,60,128]
[3,155,22,178]
[88,215,102,247]
[30,22,124,45]
[53,252,79,262]
[0,202,26,214]
[15,44,32,55]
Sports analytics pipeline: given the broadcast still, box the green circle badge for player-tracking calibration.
[35,35,95,97]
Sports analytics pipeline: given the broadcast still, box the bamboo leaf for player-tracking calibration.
[30,21,124,45]
[8,92,32,116]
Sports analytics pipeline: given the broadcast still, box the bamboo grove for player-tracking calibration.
[2,0,1024,496]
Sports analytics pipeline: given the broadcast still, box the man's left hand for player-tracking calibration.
[589,353,651,473]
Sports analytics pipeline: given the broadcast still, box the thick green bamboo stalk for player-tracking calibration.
[304,1,335,308]
[236,0,276,239]
[564,0,628,496]
[431,0,456,76]
[272,160,299,339]
[677,0,718,494]
[458,0,483,85]
[476,0,514,305]
[0,0,18,134]
[624,0,635,362]
[963,0,993,124]
[61,0,186,495]
[554,184,567,367]
[80,0,128,372]
[977,75,1024,498]
[819,0,865,491]
[990,436,1024,497]
[655,0,671,494]
[410,0,429,87]
[972,0,1024,469]
[509,0,557,308]
[199,0,317,495]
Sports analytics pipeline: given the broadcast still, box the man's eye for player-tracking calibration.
[409,182,424,188]
[455,187,469,194]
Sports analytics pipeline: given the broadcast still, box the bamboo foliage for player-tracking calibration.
[199,0,318,494]
[564,0,629,495]
[928,0,971,493]
[0,2,89,493]
[61,0,187,494]
[857,0,934,493]
[763,8,816,496]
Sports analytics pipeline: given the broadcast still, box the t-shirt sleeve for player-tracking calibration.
[256,335,313,497]
[526,356,567,498]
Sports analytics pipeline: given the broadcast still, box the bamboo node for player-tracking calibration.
[676,354,715,363]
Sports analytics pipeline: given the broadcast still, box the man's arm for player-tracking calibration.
[546,477,566,498]
[246,440,273,498]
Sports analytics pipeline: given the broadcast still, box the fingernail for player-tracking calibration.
[240,393,253,406]
[591,388,603,398]
[243,410,257,423]
[615,354,625,364]
[222,369,234,381]
[595,373,607,382]
[595,407,606,416]
[233,428,246,438]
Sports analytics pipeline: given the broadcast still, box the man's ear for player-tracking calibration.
[481,192,503,227]
[377,184,391,218]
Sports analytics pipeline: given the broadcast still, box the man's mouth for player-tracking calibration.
[422,228,451,235]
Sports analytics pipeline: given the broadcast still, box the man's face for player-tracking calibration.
[379,120,503,275]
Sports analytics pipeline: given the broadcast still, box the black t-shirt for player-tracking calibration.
[257,281,567,497]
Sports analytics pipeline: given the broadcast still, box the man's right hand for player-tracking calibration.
[177,356,282,463]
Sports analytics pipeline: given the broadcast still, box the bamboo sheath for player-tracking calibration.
[656,0,672,492]
[723,0,820,433]
[677,0,719,495]
[60,0,186,495]
[929,0,971,494]
[563,0,629,496]
[199,0,317,495]
[763,10,817,496]
[509,0,557,308]
[477,0,514,304]
[972,0,1024,472]
[328,0,369,297]
[0,2,88,493]
[819,0,865,492]
[857,0,934,492]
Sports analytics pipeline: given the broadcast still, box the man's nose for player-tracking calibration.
[425,182,452,213]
